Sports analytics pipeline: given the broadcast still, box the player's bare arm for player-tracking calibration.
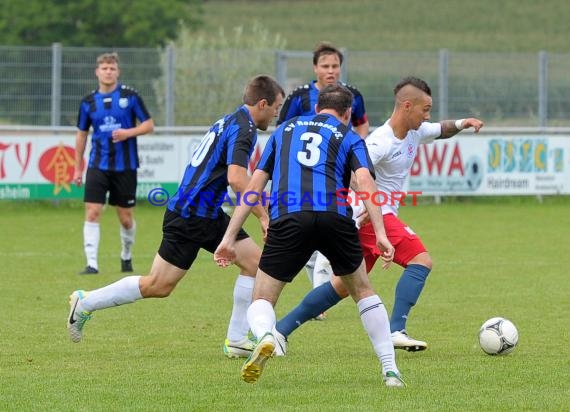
[111,119,155,143]
[227,164,269,237]
[73,130,89,186]
[214,169,269,267]
[438,118,484,139]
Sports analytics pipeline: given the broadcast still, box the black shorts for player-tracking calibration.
[259,211,363,283]
[158,209,250,270]
[84,168,137,208]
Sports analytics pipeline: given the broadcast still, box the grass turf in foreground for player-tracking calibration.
[0,198,568,411]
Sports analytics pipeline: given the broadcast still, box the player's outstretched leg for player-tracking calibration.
[66,275,143,342]
[67,290,92,343]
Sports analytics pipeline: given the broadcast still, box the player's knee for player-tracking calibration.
[331,276,349,298]
[153,285,174,298]
[118,218,130,228]
[140,276,175,298]
[86,209,101,222]
[117,214,133,229]
[410,252,433,270]
[235,255,260,276]
[423,254,433,270]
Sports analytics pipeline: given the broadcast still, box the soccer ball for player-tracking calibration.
[478,317,518,355]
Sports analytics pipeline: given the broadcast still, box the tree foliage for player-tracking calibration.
[0,0,203,47]
[155,22,287,125]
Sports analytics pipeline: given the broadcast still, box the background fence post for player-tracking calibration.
[438,49,448,121]
[165,44,175,127]
[275,50,287,90]
[538,50,548,129]
[51,43,62,127]
[435,49,449,205]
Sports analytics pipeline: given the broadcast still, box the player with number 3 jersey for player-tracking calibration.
[274,77,484,353]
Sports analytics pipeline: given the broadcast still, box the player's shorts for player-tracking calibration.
[259,211,363,283]
[359,213,427,272]
[158,209,249,270]
[83,168,137,208]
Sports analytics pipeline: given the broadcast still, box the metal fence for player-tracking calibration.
[1,44,569,127]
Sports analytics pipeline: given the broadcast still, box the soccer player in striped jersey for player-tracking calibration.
[278,42,369,138]
[273,76,484,353]
[214,84,406,388]
[67,76,285,359]
[74,52,154,275]
[278,41,370,306]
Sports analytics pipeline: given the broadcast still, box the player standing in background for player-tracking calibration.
[214,83,405,388]
[274,76,484,353]
[73,52,154,275]
[277,41,370,303]
[278,41,369,137]
[68,76,285,361]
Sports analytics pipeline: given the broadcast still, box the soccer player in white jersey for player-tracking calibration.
[273,76,483,354]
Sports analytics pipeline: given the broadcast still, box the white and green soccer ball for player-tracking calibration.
[478,317,519,355]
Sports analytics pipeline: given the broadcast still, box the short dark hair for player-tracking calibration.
[243,75,285,106]
[317,84,353,116]
[393,76,431,96]
[313,41,343,66]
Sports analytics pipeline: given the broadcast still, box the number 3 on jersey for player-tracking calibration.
[297,132,322,167]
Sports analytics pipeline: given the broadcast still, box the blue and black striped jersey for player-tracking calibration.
[77,84,151,171]
[277,81,368,128]
[168,106,257,218]
[258,113,375,220]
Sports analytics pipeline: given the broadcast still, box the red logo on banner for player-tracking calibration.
[411,142,465,176]
[39,144,81,195]
[0,142,32,179]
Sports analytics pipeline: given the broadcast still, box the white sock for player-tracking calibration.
[304,250,318,286]
[226,274,255,342]
[84,221,100,269]
[313,252,333,289]
[247,299,275,340]
[357,295,399,376]
[120,220,136,260]
[80,275,143,312]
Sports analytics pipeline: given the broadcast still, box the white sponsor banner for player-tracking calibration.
[0,133,568,199]
[0,135,187,185]
[0,133,269,199]
[408,136,570,195]
[0,136,73,184]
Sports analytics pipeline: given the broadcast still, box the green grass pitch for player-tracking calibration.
[0,197,569,411]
